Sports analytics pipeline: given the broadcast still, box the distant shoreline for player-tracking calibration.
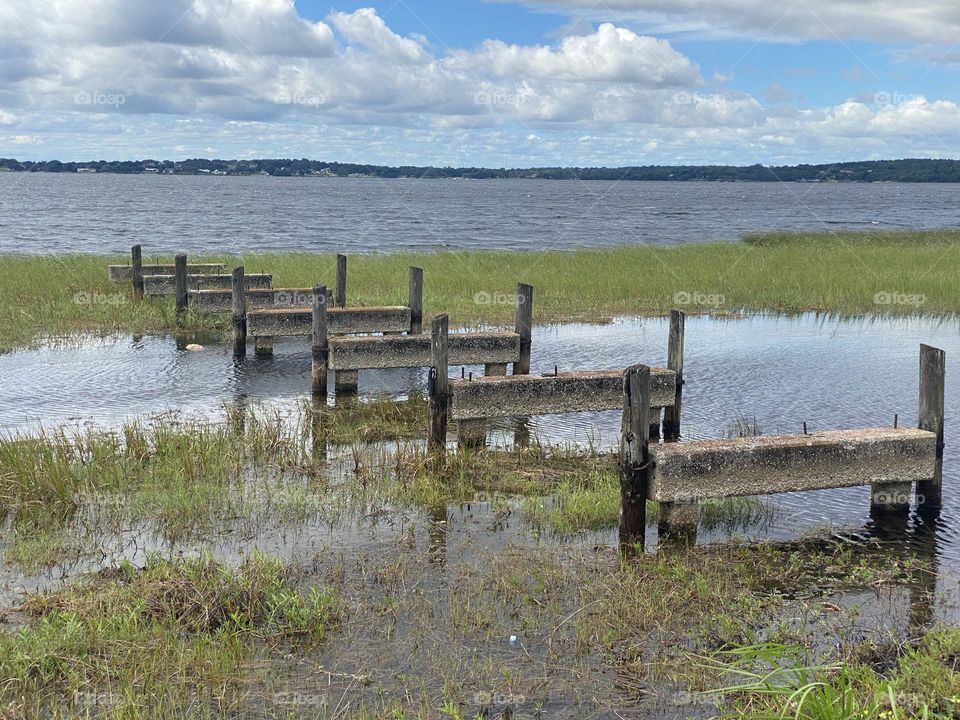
[3,158,960,182]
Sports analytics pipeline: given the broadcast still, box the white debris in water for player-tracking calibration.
[185,344,204,352]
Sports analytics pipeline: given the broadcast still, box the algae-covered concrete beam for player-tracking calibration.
[144,273,272,296]
[109,263,225,282]
[449,368,676,420]
[648,427,937,503]
[329,332,521,371]
[190,288,317,312]
[248,306,412,337]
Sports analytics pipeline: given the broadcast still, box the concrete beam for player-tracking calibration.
[189,288,315,312]
[329,332,520,371]
[249,306,412,337]
[449,368,676,420]
[144,273,272,296]
[109,263,224,281]
[648,428,937,503]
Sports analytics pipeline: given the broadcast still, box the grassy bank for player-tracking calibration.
[2,229,959,351]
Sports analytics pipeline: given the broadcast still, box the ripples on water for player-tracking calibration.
[2,174,959,254]
[2,313,959,576]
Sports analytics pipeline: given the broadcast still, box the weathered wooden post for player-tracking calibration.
[231,266,246,358]
[174,254,188,319]
[662,310,685,441]
[513,283,534,375]
[131,244,144,300]
[336,254,347,308]
[429,314,450,452]
[408,266,424,334]
[619,364,651,551]
[872,344,946,516]
[917,344,946,512]
[311,285,329,398]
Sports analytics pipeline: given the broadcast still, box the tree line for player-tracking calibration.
[2,157,960,182]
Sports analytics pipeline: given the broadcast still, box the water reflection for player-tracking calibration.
[1,312,958,569]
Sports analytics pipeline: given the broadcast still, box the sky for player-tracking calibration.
[2,0,960,166]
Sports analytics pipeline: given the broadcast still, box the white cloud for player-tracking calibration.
[329,8,428,64]
[29,0,335,56]
[0,1,958,164]
[498,0,960,44]
[453,23,700,85]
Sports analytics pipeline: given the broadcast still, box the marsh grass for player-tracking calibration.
[307,394,428,444]
[699,633,960,718]
[3,230,960,350]
[0,408,324,566]
[1,552,338,718]
[0,404,942,718]
[521,461,778,534]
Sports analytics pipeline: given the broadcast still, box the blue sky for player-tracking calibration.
[1,0,959,165]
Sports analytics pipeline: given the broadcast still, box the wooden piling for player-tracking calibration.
[311,285,329,398]
[429,314,450,452]
[408,266,424,334]
[336,254,347,308]
[174,254,188,319]
[662,310,685,440]
[231,266,246,358]
[659,311,696,545]
[917,344,946,511]
[131,244,144,300]
[619,364,651,551]
[513,283,534,375]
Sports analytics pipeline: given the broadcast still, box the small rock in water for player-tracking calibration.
[185,343,204,352]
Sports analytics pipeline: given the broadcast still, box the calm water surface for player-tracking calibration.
[0,174,958,254]
[2,314,958,570]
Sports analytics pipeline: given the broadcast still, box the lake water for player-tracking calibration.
[0,173,958,255]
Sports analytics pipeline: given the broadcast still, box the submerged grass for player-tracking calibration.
[521,460,777,534]
[700,632,960,718]
[0,407,322,564]
[2,229,960,350]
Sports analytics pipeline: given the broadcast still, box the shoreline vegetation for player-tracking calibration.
[0,230,958,351]
[3,157,960,181]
